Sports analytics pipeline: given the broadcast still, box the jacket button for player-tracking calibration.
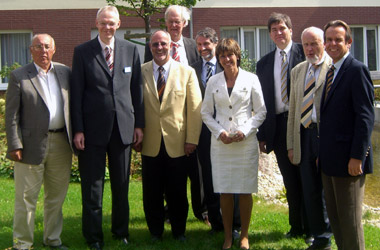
[217,121,220,124]
[229,117,232,121]
[229,105,232,109]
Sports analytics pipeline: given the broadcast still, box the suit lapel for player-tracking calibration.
[315,57,331,91]
[143,61,159,102]
[91,37,112,77]
[27,63,49,108]
[162,61,178,106]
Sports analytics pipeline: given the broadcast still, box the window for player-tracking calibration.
[220,27,275,63]
[0,32,32,88]
[351,26,379,71]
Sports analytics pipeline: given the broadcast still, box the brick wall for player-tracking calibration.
[0,7,379,67]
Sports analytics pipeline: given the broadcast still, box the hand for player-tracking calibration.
[259,141,267,153]
[219,131,233,144]
[74,132,85,151]
[133,128,144,151]
[231,130,245,143]
[288,149,294,165]
[348,158,363,176]
[184,143,197,156]
[10,149,22,161]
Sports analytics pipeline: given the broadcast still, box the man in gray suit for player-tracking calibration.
[5,34,72,250]
[71,6,144,250]
[287,27,332,250]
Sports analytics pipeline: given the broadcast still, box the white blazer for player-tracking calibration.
[201,68,266,139]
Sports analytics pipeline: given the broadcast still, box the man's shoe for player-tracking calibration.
[232,229,240,240]
[12,248,29,250]
[174,235,186,242]
[306,243,332,250]
[119,237,129,245]
[89,242,103,250]
[151,235,162,242]
[285,231,303,238]
[304,234,314,245]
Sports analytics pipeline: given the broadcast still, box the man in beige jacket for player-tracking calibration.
[139,30,202,241]
[287,27,332,250]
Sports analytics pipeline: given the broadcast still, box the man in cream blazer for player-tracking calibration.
[5,34,72,250]
[287,27,332,250]
[139,30,202,241]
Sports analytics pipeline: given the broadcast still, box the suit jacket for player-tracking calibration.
[5,62,72,165]
[319,54,374,177]
[286,56,332,165]
[141,60,202,158]
[201,68,267,139]
[144,37,199,65]
[190,59,222,98]
[71,37,144,146]
[256,42,305,153]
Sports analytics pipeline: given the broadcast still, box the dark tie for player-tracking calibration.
[205,62,213,86]
[280,50,289,104]
[157,66,166,102]
[324,65,336,101]
[301,65,318,128]
[105,46,114,73]
[171,42,180,62]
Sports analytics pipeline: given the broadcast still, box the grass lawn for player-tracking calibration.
[1,177,379,250]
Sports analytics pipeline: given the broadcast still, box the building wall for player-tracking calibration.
[0,7,379,67]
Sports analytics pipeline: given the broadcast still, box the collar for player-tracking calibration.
[34,62,54,74]
[331,51,350,72]
[153,58,172,73]
[202,56,217,67]
[308,52,328,70]
[173,35,184,47]
[276,40,293,57]
[98,35,115,51]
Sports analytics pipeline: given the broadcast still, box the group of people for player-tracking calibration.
[4,4,374,250]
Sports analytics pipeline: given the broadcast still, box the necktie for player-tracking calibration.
[324,65,336,101]
[171,42,180,62]
[157,66,166,102]
[105,46,114,73]
[280,50,289,104]
[205,62,213,86]
[301,65,318,128]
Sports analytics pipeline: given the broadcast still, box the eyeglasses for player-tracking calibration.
[31,44,54,51]
[151,42,169,48]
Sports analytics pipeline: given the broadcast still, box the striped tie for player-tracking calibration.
[157,66,166,102]
[171,42,180,62]
[105,46,114,73]
[280,50,289,104]
[324,65,335,101]
[205,62,213,86]
[301,65,318,128]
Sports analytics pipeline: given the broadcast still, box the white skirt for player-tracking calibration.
[210,133,259,193]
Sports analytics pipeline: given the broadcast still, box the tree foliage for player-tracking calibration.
[106,0,201,40]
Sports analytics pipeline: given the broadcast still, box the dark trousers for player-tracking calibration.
[322,173,366,250]
[198,123,241,231]
[142,142,189,238]
[274,113,308,235]
[299,125,331,244]
[186,151,205,220]
[78,120,131,244]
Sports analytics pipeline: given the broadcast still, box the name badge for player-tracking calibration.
[124,67,131,73]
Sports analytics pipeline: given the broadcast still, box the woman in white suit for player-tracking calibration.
[201,38,266,250]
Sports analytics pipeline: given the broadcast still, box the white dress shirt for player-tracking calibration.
[274,41,292,114]
[171,36,189,66]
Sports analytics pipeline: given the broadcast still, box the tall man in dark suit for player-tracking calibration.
[6,34,72,250]
[71,6,144,250]
[144,5,199,65]
[144,5,203,221]
[319,20,374,250]
[256,12,308,239]
[287,27,332,250]
[190,27,241,237]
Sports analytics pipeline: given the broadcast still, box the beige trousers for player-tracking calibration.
[13,132,72,249]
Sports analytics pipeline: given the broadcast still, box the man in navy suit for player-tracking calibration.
[190,27,241,237]
[319,20,374,250]
[256,12,309,240]
[71,6,144,250]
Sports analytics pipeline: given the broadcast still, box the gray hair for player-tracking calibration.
[96,6,120,21]
[301,26,324,43]
[31,33,55,49]
[195,27,218,44]
[165,5,191,27]
[150,30,172,45]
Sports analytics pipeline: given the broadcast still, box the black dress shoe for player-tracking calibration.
[151,235,162,242]
[48,244,69,250]
[89,242,103,250]
[174,235,186,242]
[306,243,332,250]
[304,234,314,245]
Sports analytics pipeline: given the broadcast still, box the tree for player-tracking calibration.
[106,0,201,42]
